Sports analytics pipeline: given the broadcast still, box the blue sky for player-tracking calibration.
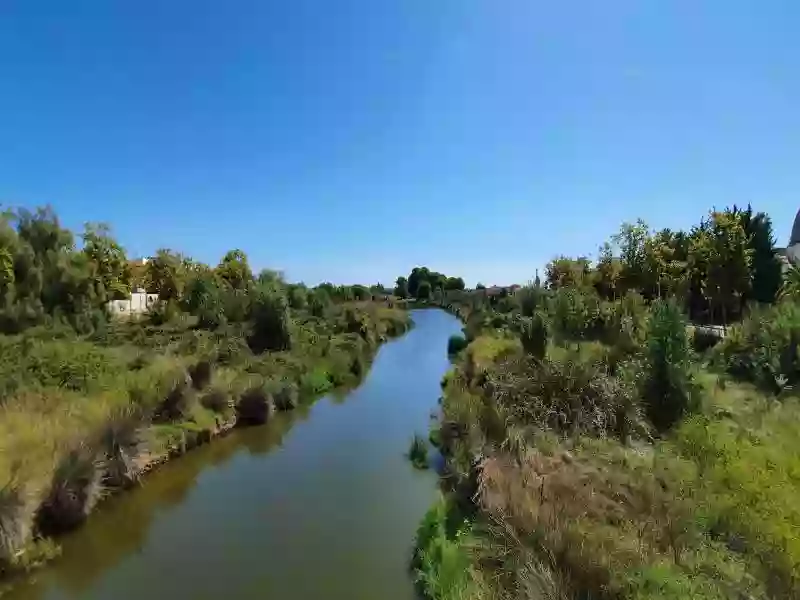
[1,1,798,286]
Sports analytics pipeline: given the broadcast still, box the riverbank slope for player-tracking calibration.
[0,301,410,586]
[416,294,800,600]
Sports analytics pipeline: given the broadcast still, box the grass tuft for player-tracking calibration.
[408,433,430,470]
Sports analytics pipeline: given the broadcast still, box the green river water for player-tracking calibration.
[8,309,462,600]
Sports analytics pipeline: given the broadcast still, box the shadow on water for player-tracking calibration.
[9,309,464,600]
[37,415,303,599]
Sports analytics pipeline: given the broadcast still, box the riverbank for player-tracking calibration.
[4,308,462,600]
[0,302,410,590]
[415,293,800,600]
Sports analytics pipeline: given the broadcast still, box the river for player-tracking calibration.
[8,309,462,600]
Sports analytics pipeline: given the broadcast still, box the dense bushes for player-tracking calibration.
[424,279,799,599]
[0,205,413,580]
[248,283,292,352]
[715,299,800,393]
[486,351,644,443]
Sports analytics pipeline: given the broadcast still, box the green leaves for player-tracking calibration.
[216,249,253,290]
[643,299,696,432]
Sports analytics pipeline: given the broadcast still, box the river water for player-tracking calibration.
[9,309,462,600]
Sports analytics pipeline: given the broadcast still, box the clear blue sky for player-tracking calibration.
[1,1,798,286]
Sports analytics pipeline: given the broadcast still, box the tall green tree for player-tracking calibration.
[691,210,753,325]
[613,219,650,294]
[82,223,130,301]
[145,249,185,301]
[734,205,782,305]
[444,276,465,291]
[417,280,432,300]
[394,276,409,298]
[249,282,292,352]
[594,242,623,300]
[545,256,592,289]
[407,267,429,297]
[217,249,253,290]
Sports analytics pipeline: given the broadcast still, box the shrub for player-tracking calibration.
[518,284,547,317]
[299,368,333,397]
[221,287,250,323]
[548,286,602,340]
[152,372,194,423]
[519,311,548,359]
[447,335,468,356]
[715,299,800,393]
[214,335,251,366]
[199,388,232,415]
[100,408,150,488]
[487,352,644,444]
[248,283,292,353]
[147,299,180,326]
[236,383,276,425]
[0,337,124,402]
[188,360,213,390]
[643,299,696,432]
[36,445,105,535]
[412,496,476,600]
[408,433,429,470]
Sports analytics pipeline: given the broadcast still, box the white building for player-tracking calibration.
[107,288,159,317]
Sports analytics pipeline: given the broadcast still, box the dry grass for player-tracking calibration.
[434,337,792,600]
[0,304,411,577]
[477,443,768,600]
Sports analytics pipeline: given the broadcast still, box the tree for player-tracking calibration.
[595,242,623,300]
[417,280,432,300]
[82,223,130,301]
[408,267,429,297]
[613,219,650,294]
[444,276,465,291]
[287,284,308,309]
[394,276,409,298]
[184,270,221,314]
[145,249,185,301]
[217,249,253,290]
[428,271,447,293]
[643,299,695,432]
[248,282,292,352]
[308,287,331,317]
[734,205,782,305]
[697,210,753,325]
[257,269,285,287]
[352,284,370,301]
[545,256,592,289]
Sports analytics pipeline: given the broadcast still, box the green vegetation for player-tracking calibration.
[408,433,430,470]
[414,204,800,600]
[447,334,468,356]
[395,267,465,301]
[0,205,411,583]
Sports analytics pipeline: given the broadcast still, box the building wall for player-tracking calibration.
[787,244,800,266]
[107,292,159,316]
